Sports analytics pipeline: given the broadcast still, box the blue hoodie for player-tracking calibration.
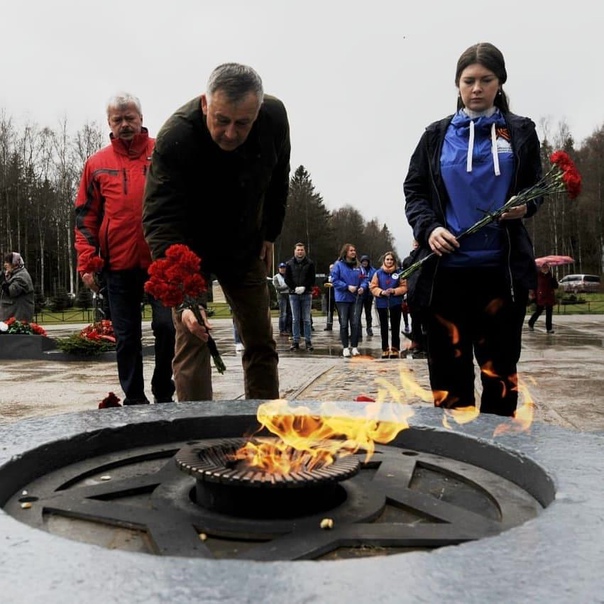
[331,260,368,303]
[440,108,514,268]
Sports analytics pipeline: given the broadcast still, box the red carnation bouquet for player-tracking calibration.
[0,317,47,336]
[145,244,226,374]
[401,150,582,279]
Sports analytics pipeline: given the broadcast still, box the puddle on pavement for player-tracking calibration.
[525,331,604,348]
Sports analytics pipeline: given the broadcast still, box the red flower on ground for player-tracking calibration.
[80,320,116,343]
[1,317,47,336]
[98,392,122,409]
[355,395,376,402]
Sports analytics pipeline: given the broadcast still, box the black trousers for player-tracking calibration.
[529,304,553,331]
[106,269,175,404]
[425,267,528,416]
[376,305,402,352]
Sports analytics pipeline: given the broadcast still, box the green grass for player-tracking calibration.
[33,293,604,326]
[553,292,604,315]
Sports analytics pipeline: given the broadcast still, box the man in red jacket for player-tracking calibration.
[75,93,175,406]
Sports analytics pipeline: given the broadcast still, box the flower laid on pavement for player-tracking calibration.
[401,150,582,280]
[56,320,117,355]
[98,391,122,409]
[0,317,47,336]
[145,244,226,374]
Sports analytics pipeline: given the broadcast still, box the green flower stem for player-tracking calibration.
[399,167,566,282]
[190,303,226,375]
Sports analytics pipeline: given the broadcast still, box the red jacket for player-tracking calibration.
[533,270,558,306]
[75,129,154,273]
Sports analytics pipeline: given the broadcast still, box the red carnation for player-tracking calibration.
[88,256,105,273]
[145,244,225,374]
[98,392,122,409]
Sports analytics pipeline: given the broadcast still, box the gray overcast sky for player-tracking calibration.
[1,0,601,256]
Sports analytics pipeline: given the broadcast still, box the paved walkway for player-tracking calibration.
[1,315,603,432]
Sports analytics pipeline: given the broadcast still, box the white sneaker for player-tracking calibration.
[351,347,360,356]
[235,343,244,353]
[342,348,351,357]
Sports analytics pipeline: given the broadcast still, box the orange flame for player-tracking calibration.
[237,396,414,475]
[236,342,537,475]
[493,377,535,436]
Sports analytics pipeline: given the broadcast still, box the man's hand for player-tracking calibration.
[182,308,211,342]
[428,226,459,256]
[348,285,358,293]
[81,272,99,293]
[259,241,273,274]
[294,286,305,295]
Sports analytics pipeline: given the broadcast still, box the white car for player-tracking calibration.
[558,274,601,294]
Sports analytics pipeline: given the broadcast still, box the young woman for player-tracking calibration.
[331,243,367,357]
[404,42,543,416]
[370,252,407,358]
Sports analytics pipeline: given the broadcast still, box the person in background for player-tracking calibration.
[370,251,407,358]
[401,240,426,357]
[404,42,543,416]
[359,255,376,337]
[0,252,34,322]
[273,262,292,336]
[285,242,316,351]
[528,262,558,334]
[143,63,291,402]
[233,318,244,353]
[331,243,367,357]
[323,263,336,331]
[74,93,175,406]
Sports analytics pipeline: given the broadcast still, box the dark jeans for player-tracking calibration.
[105,269,175,403]
[425,268,528,417]
[325,292,336,327]
[529,304,553,331]
[172,257,278,401]
[290,292,312,344]
[376,305,402,351]
[361,296,374,329]
[277,294,292,333]
[336,299,363,348]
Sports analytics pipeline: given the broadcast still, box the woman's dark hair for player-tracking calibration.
[455,42,510,113]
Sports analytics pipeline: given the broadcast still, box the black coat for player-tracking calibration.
[143,95,291,282]
[284,256,316,292]
[403,112,542,308]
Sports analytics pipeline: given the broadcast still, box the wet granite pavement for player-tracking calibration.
[1,314,603,432]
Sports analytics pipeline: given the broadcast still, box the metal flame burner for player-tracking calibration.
[175,438,360,518]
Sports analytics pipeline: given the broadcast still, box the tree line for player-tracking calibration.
[0,112,601,307]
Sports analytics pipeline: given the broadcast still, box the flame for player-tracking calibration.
[237,397,414,475]
[442,406,481,429]
[235,338,537,475]
[493,377,535,436]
